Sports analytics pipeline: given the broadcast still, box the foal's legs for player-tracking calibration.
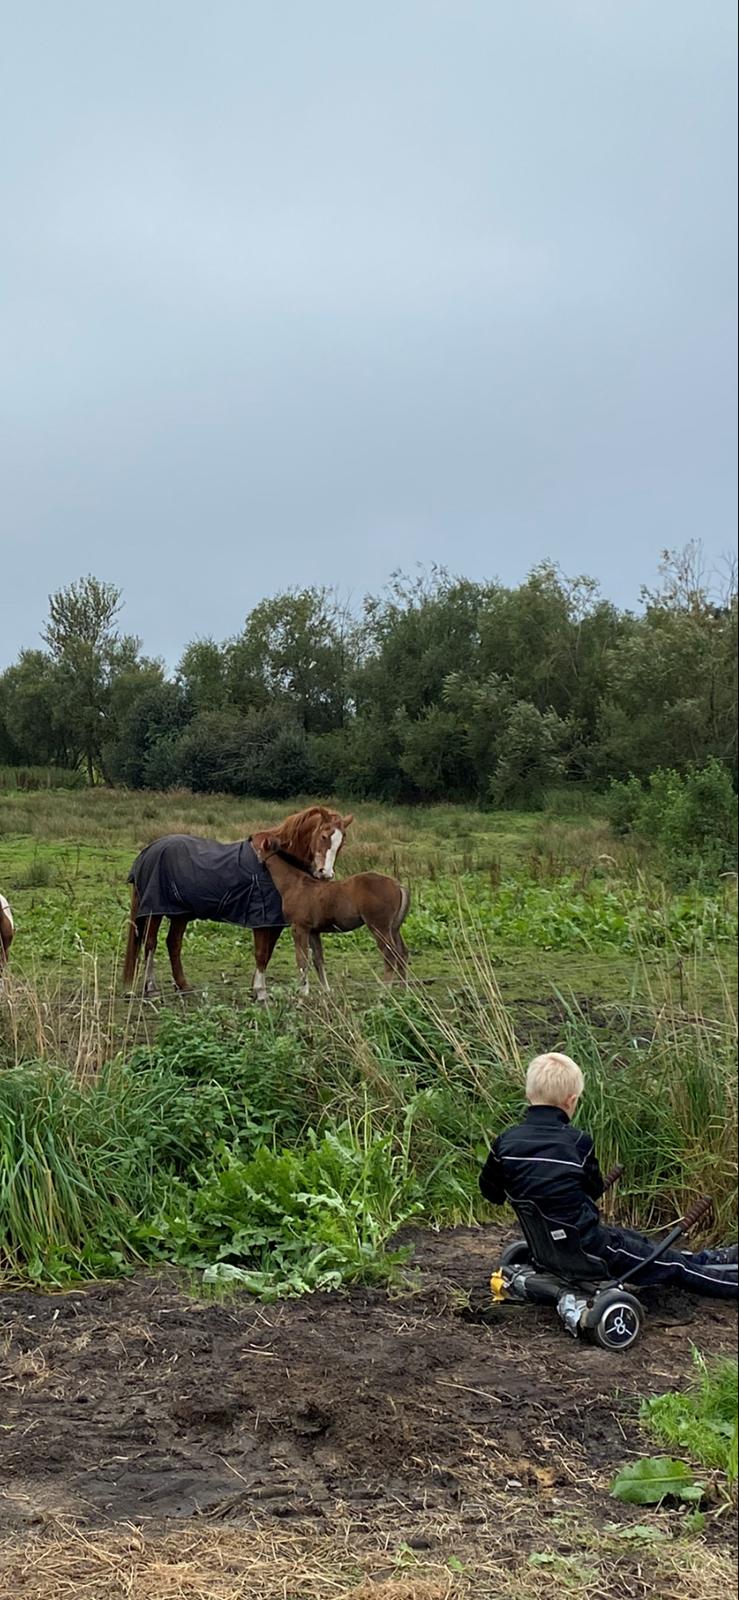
[367,923,400,983]
[252,927,282,1002]
[142,916,162,996]
[309,932,330,992]
[292,927,311,995]
[393,928,410,985]
[0,921,10,983]
[166,916,193,992]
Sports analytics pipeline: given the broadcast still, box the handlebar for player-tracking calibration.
[681,1194,713,1232]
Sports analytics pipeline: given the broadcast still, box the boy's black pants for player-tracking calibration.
[597,1226,737,1301]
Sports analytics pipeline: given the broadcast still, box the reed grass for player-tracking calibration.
[0,930,735,1288]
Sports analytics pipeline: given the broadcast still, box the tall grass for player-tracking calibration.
[0,934,736,1291]
[0,766,86,792]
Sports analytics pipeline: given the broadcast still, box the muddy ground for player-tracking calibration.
[0,1228,736,1597]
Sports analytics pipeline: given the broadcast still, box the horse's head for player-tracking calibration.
[254,807,354,879]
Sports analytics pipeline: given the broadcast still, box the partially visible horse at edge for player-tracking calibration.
[123,806,353,1002]
[0,892,14,972]
[251,830,410,994]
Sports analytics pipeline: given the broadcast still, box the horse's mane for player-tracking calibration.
[270,806,339,863]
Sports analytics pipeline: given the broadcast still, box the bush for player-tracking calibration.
[489,701,571,808]
[105,683,190,788]
[604,775,645,836]
[240,718,316,798]
[172,710,248,793]
[323,714,415,803]
[399,706,477,801]
[168,707,318,799]
[606,760,737,883]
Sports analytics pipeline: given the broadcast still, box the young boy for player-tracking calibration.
[479,1052,737,1300]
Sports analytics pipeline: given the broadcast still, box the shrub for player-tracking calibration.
[489,701,572,808]
[606,760,737,883]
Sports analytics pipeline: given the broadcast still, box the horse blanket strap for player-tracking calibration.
[129,836,288,928]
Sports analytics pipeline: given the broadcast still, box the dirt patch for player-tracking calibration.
[0,1228,735,1594]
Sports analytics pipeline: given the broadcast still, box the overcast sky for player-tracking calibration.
[1,1,736,669]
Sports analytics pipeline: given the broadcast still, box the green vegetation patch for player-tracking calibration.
[641,1353,738,1479]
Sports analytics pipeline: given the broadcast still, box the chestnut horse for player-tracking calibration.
[0,893,14,971]
[123,806,353,1001]
[252,831,409,994]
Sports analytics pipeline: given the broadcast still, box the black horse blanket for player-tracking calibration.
[129,835,288,928]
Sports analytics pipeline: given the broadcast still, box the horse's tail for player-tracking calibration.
[394,883,410,932]
[123,887,142,987]
[391,884,410,980]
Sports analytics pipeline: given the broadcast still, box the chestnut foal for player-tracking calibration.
[0,892,14,973]
[252,832,410,995]
[123,807,353,1002]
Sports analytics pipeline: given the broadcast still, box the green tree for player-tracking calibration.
[177,639,228,714]
[106,681,189,788]
[356,570,486,720]
[228,589,356,731]
[0,651,68,766]
[489,700,572,807]
[478,563,624,752]
[398,705,477,801]
[442,670,516,795]
[599,546,738,780]
[42,577,129,783]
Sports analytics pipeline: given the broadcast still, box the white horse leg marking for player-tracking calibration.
[253,968,268,1003]
[143,949,157,995]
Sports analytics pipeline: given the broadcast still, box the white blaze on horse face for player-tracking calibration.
[319,829,343,880]
[0,894,13,933]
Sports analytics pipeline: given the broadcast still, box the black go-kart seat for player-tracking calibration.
[499,1199,646,1349]
[511,1199,609,1287]
[497,1187,712,1352]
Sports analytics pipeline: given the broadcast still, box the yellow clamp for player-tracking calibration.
[489,1269,507,1302]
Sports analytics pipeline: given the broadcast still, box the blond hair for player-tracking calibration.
[526,1052,584,1108]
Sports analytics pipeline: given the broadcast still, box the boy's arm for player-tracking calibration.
[479,1141,506,1206]
[579,1131,605,1200]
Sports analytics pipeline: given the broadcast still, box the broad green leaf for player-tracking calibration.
[610,1524,669,1543]
[611,1457,703,1506]
[682,1511,707,1536]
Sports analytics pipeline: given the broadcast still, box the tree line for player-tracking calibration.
[1,547,736,805]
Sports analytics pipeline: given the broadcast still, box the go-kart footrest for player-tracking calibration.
[556,1291,589,1339]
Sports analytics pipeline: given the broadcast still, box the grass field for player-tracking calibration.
[0,785,736,1263]
[0,785,735,1001]
[0,785,736,1597]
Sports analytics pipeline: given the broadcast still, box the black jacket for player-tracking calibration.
[479,1105,606,1243]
